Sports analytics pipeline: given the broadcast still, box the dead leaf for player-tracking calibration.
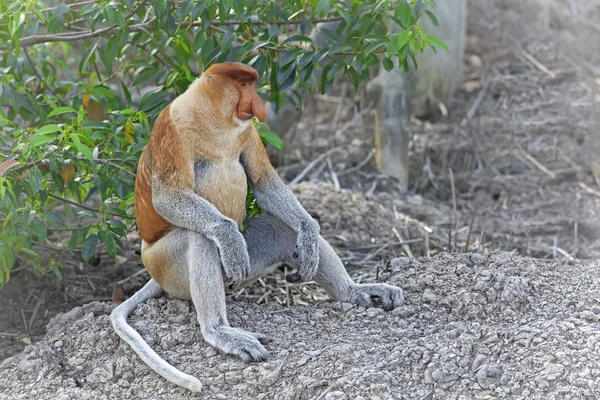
[0,159,19,176]
[112,286,124,304]
[62,162,75,183]
[83,93,106,122]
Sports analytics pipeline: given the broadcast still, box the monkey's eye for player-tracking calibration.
[240,82,246,87]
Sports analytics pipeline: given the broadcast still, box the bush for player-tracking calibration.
[0,0,445,283]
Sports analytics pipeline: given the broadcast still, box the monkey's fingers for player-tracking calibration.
[349,283,405,311]
[285,272,301,283]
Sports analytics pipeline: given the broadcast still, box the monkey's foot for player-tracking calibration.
[204,326,268,362]
[347,283,404,311]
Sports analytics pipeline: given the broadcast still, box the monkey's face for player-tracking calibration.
[201,62,267,131]
[213,76,266,129]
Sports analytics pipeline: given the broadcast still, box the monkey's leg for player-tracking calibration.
[185,229,269,362]
[243,214,404,310]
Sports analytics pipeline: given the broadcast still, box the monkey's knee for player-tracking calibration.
[142,229,193,300]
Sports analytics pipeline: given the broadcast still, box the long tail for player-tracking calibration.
[110,279,203,392]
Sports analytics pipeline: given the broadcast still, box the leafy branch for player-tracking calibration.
[0,0,447,284]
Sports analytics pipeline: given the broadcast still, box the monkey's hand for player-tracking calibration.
[347,283,404,311]
[212,219,250,286]
[286,220,320,283]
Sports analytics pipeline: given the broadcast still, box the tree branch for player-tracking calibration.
[23,47,65,105]
[48,193,135,220]
[1,0,149,50]
[2,15,344,51]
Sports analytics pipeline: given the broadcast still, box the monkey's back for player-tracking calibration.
[134,106,176,244]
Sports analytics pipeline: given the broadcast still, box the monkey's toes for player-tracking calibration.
[249,331,270,345]
[208,326,269,362]
[350,283,404,311]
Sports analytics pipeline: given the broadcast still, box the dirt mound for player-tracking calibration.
[293,182,431,247]
[0,182,437,362]
[2,252,599,400]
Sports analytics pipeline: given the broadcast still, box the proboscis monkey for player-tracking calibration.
[110,62,404,392]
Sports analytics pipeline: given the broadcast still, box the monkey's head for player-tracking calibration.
[201,62,267,128]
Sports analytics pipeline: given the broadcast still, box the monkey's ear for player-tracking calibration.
[204,62,259,82]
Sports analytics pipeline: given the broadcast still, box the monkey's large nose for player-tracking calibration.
[251,98,266,122]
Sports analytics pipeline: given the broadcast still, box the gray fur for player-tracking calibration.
[186,229,269,362]
[244,214,404,310]
[110,280,203,392]
[241,154,321,283]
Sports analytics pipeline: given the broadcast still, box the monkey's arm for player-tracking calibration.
[241,127,319,282]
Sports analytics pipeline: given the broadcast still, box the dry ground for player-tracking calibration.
[2,251,600,399]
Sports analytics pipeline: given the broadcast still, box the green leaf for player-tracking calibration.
[30,135,55,147]
[428,35,450,53]
[68,230,80,251]
[139,89,170,113]
[242,41,271,55]
[346,66,361,89]
[327,62,344,80]
[297,52,314,69]
[328,43,352,56]
[20,248,40,259]
[47,107,76,118]
[387,34,399,56]
[335,5,351,24]
[79,42,98,73]
[43,211,66,228]
[277,62,296,86]
[33,219,47,243]
[382,57,394,72]
[320,64,332,94]
[99,35,119,75]
[397,30,412,49]
[424,10,439,26]
[316,0,330,17]
[397,1,412,26]
[70,133,94,162]
[259,128,284,150]
[81,233,98,262]
[36,124,61,135]
[282,35,314,45]
[133,69,160,87]
[413,0,424,18]
[299,64,314,82]
[93,85,114,99]
[364,40,386,57]
[98,230,117,259]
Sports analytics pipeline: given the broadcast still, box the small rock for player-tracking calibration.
[476,365,503,389]
[580,310,598,322]
[541,363,565,381]
[366,308,383,318]
[422,289,438,304]
[472,354,488,371]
